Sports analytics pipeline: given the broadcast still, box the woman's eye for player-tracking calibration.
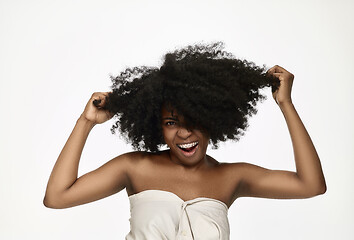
[166,121,176,126]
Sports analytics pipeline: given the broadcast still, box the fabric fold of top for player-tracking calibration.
[125,189,230,240]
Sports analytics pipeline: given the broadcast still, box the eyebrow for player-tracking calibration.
[162,117,178,121]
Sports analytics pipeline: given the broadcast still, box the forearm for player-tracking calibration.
[44,116,95,198]
[279,102,326,193]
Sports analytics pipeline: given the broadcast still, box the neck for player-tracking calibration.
[167,150,210,172]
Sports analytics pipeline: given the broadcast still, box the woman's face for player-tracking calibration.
[161,106,210,167]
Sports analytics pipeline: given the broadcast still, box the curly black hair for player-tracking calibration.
[105,42,279,152]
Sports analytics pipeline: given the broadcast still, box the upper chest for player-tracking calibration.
[126,154,241,208]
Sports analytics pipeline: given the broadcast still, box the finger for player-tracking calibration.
[268,65,285,74]
[93,99,102,107]
[266,66,277,75]
[91,92,109,98]
[92,92,109,101]
[273,65,288,73]
[271,72,282,77]
[100,93,110,106]
[93,97,107,108]
[267,65,277,72]
[267,69,282,81]
[102,91,111,97]
[91,92,108,108]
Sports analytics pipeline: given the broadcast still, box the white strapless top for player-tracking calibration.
[125,189,230,240]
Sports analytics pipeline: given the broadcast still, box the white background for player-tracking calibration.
[1,0,353,239]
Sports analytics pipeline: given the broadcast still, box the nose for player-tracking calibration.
[177,126,192,139]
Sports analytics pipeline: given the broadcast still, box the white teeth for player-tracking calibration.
[178,141,198,149]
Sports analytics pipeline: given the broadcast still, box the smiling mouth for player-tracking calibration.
[177,141,199,153]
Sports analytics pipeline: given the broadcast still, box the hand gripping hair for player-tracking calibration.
[104,42,279,152]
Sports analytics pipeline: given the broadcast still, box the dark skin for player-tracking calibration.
[124,108,237,206]
[43,65,326,209]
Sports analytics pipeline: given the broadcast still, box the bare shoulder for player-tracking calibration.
[220,161,269,173]
[216,161,262,174]
[119,150,169,195]
[113,151,150,163]
[116,150,165,166]
[220,162,272,189]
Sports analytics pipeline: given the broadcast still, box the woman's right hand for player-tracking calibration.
[80,92,113,125]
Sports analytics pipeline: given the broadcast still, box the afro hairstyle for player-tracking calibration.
[105,42,279,152]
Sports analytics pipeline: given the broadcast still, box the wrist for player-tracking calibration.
[77,115,96,129]
[278,101,295,112]
[278,100,293,107]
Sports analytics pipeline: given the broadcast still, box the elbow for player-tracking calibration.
[43,195,66,209]
[306,182,327,198]
[317,182,327,195]
[43,196,57,209]
[298,174,327,198]
[312,185,326,197]
[316,177,327,195]
[43,196,53,208]
[43,187,72,209]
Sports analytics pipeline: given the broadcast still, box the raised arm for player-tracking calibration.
[43,92,130,209]
[236,65,326,199]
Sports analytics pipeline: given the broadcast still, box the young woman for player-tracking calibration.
[43,42,326,239]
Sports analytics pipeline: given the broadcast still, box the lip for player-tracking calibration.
[177,144,199,157]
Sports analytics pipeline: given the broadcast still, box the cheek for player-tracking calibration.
[162,128,175,144]
[195,131,210,144]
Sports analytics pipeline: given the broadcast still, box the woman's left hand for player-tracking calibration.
[267,65,294,105]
